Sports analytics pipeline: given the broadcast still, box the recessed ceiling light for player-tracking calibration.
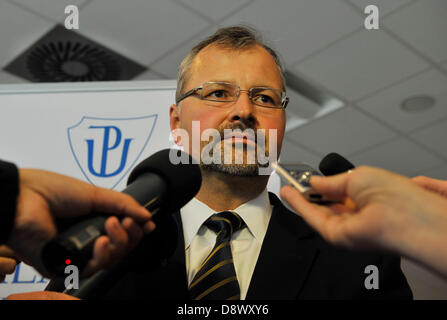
[401,95,435,113]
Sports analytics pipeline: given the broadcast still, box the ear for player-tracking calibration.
[169,104,182,146]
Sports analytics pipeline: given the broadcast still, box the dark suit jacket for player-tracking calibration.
[86,192,412,300]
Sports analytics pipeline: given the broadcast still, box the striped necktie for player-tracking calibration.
[189,211,246,300]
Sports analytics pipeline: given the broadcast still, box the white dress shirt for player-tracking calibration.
[180,189,272,300]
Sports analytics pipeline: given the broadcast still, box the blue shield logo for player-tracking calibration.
[68,115,158,189]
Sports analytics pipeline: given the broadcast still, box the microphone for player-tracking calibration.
[319,152,355,176]
[41,149,202,276]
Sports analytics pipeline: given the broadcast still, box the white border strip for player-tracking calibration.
[0,80,177,95]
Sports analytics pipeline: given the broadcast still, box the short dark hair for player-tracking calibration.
[176,25,286,104]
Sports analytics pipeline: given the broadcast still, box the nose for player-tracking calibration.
[227,90,256,126]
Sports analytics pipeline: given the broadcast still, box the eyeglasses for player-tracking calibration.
[176,81,289,109]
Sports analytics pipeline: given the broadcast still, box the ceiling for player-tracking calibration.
[0,0,446,179]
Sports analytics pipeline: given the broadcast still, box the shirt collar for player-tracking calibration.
[180,189,272,249]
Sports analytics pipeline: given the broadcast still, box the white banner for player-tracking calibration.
[0,80,176,299]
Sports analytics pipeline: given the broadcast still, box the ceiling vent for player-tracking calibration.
[3,25,147,82]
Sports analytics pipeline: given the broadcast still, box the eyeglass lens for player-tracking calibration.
[200,82,283,108]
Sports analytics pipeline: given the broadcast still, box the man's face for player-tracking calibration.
[170,44,286,176]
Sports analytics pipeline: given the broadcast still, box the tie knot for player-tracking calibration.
[204,211,245,238]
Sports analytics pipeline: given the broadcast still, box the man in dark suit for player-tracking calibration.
[99,192,411,299]
[83,26,412,300]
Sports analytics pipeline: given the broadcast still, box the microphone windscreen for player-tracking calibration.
[319,152,355,176]
[127,149,202,214]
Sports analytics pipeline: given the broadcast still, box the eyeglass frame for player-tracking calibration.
[175,81,289,109]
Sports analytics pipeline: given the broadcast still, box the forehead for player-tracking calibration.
[187,44,282,90]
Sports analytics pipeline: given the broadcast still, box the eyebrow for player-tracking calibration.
[206,80,282,90]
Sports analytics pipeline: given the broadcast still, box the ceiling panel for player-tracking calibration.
[279,138,322,168]
[410,118,447,159]
[77,0,211,66]
[284,87,346,133]
[357,69,447,133]
[294,29,429,101]
[0,1,53,67]
[220,0,363,66]
[346,0,415,16]
[0,71,27,83]
[10,0,89,23]
[150,28,215,79]
[285,111,309,133]
[287,106,397,156]
[286,87,324,120]
[384,0,447,63]
[349,137,444,177]
[175,0,252,22]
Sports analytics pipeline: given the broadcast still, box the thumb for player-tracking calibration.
[310,172,351,200]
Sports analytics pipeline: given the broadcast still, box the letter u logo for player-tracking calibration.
[68,114,158,189]
[86,125,133,177]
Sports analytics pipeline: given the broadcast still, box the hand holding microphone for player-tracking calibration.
[5,148,200,280]
[40,149,201,278]
[280,156,447,279]
[6,166,155,278]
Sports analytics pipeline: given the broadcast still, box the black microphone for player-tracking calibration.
[41,149,201,276]
[319,152,355,176]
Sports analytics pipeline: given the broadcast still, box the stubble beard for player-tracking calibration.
[200,141,268,177]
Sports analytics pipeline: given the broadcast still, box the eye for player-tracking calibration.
[206,89,229,99]
[254,94,274,104]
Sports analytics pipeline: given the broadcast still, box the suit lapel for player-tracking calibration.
[169,211,187,268]
[246,193,319,300]
[162,211,189,297]
[140,211,188,299]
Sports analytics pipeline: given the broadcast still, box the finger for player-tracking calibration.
[329,198,357,214]
[412,176,436,190]
[20,169,150,222]
[0,245,17,259]
[121,217,143,251]
[143,220,156,234]
[413,176,447,198]
[309,173,350,200]
[280,185,335,234]
[0,246,21,265]
[82,236,110,276]
[280,185,360,246]
[105,217,128,254]
[91,188,151,223]
[0,257,18,275]
[123,218,155,241]
[91,217,128,270]
[82,217,134,276]
[280,186,356,247]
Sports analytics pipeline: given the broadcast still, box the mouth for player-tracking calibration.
[224,134,257,147]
